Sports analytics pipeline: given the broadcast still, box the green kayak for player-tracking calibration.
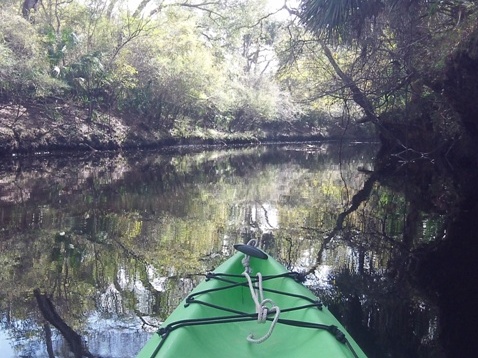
[137,243,367,357]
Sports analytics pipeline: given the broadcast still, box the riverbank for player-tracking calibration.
[0,101,374,156]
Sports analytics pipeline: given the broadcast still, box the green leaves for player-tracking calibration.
[44,27,81,67]
[300,0,384,41]
[0,0,356,137]
[0,9,63,98]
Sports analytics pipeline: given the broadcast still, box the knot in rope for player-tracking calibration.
[241,239,257,274]
[242,250,281,344]
[242,254,251,274]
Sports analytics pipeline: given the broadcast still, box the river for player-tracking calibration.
[0,142,455,357]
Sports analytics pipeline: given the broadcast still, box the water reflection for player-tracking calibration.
[0,142,441,357]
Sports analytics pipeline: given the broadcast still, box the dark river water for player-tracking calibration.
[0,142,460,357]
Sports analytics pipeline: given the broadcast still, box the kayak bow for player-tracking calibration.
[137,243,367,357]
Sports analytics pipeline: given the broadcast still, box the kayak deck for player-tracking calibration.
[137,248,367,357]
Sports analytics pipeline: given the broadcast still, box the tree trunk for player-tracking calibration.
[319,40,380,124]
[22,0,40,20]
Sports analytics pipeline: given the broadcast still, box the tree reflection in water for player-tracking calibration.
[0,143,473,357]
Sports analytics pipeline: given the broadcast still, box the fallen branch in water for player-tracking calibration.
[33,289,95,358]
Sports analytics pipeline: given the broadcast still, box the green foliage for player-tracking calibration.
[43,27,81,67]
[291,0,478,148]
[65,52,105,93]
[107,6,291,131]
[300,0,384,41]
[0,0,380,139]
[0,10,63,99]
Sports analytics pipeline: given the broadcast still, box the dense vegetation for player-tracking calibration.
[2,1,478,355]
[300,0,478,166]
[299,2,478,356]
[2,0,478,154]
[0,0,371,153]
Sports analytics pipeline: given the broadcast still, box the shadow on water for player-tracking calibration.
[0,142,475,357]
[324,143,478,357]
[415,168,478,357]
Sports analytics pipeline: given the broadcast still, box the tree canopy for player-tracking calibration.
[1,0,477,152]
[298,0,478,155]
[0,0,374,148]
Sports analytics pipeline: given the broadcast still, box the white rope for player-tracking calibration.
[242,252,281,344]
[242,254,251,274]
[247,305,280,344]
[244,271,263,316]
[241,239,257,274]
[246,238,257,246]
